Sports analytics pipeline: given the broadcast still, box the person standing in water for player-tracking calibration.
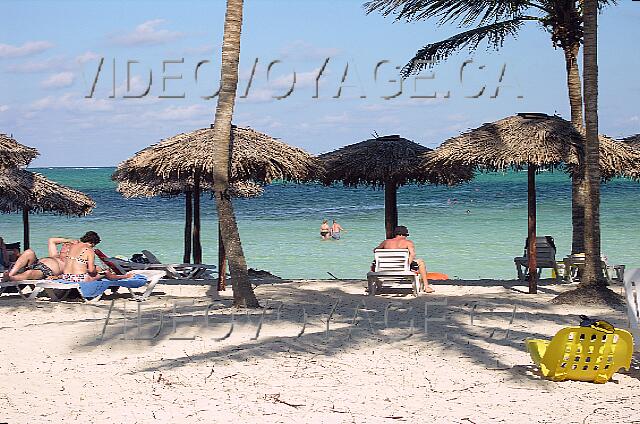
[320,219,331,240]
[330,219,346,240]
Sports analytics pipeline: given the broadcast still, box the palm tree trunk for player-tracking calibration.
[581,0,604,286]
[211,0,259,307]
[183,191,193,263]
[192,171,202,264]
[563,43,587,255]
[217,226,227,291]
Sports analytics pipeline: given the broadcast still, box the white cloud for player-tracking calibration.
[319,112,351,124]
[30,92,113,112]
[41,72,76,89]
[5,56,67,73]
[0,41,54,59]
[75,51,100,64]
[111,19,184,46]
[183,44,216,56]
[279,40,341,61]
[0,105,9,112]
[150,104,209,121]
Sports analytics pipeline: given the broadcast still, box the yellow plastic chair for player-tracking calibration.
[526,326,634,383]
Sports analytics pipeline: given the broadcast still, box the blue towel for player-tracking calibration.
[53,274,148,299]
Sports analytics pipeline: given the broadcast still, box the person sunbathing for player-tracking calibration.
[374,225,434,293]
[59,231,101,282]
[2,236,79,282]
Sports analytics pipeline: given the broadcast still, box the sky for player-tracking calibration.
[1,0,639,167]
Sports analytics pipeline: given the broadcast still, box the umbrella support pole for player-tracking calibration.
[22,207,30,251]
[192,174,202,264]
[528,165,538,294]
[183,192,193,264]
[384,180,398,239]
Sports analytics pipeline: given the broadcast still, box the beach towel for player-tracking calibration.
[54,274,148,299]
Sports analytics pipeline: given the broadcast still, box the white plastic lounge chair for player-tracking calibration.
[623,268,640,350]
[29,270,166,302]
[366,249,423,297]
[514,236,560,282]
[563,253,625,284]
[95,249,216,280]
[141,250,216,279]
[0,279,36,299]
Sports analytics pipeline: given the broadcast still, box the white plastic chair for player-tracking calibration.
[623,267,640,350]
[366,249,422,297]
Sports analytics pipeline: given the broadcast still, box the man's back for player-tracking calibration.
[379,237,414,250]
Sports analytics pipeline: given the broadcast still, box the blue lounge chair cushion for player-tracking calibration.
[53,274,148,299]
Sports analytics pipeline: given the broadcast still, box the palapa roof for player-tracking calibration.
[0,134,38,168]
[112,125,321,185]
[423,114,640,181]
[319,134,472,187]
[116,179,264,199]
[0,168,95,215]
[623,134,640,150]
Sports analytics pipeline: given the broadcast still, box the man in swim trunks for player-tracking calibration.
[331,219,345,240]
[374,225,434,293]
[2,237,77,282]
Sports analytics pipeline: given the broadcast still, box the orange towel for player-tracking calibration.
[426,272,449,280]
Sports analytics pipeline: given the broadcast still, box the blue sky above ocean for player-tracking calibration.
[1,0,639,166]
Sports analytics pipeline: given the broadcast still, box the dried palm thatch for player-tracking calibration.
[0,168,95,215]
[422,113,640,294]
[422,114,640,181]
[116,179,264,199]
[319,134,473,239]
[623,134,640,150]
[0,134,38,169]
[319,134,472,187]
[112,125,321,185]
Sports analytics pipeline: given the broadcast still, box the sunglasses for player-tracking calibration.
[579,315,615,334]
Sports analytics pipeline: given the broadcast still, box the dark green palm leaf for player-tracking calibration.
[401,17,535,76]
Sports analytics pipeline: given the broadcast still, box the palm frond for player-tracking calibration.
[365,0,539,26]
[401,17,534,76]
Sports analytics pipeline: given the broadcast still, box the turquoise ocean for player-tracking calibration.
[1,167,638,280]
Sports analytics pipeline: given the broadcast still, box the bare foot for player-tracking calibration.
[1,272,9,282]
[423,286,435,293]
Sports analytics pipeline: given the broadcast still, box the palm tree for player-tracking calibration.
[364,0,615,255]
[211,0,260,307]
[581,0,604,286]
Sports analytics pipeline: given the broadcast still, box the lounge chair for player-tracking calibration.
[0,279,36,299]
[526,325,634,383]
[514,236,560,282]
[95,249,216,280]
[623,268,640,349]
[366,249,423,297]
[29,270,166,302]
[563,253,625,284]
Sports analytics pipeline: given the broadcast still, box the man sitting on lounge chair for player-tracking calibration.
[374,225,434,293]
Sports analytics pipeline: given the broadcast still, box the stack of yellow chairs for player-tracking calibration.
[527,325,634,383]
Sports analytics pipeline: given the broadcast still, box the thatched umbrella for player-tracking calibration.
[320,134,472,239]
[623,134,640,150]
[423,113,640,293]
[116,179,263,265]
[0,134,38,169]
[0,168,95,249]
[113,125,321,288]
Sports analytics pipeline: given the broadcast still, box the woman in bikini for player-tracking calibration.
[320,219,331,240]
[60,231,102,282]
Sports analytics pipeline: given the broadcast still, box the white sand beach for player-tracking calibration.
[1,278,638,423]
